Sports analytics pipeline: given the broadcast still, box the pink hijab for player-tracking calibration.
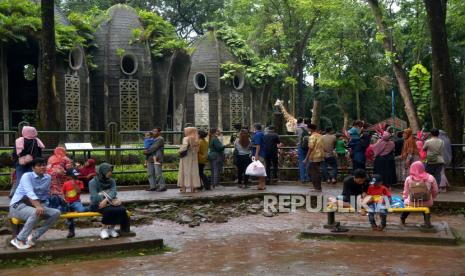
[372,131,395,157]
[15,126,45,155]
[409,161,430,182]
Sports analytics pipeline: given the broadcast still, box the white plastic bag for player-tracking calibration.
[245,158,267,177]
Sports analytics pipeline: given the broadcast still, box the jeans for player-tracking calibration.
[9,202,61,242]
[210,155,224,188]
[199,163,210,189]
[236,155,252,185]
[66,200,88,229]
[309,161,322,190]
[298,145,310,181]
[10,165,32,197]
[68,200,88,212]
[265,153,279,182]
[425,163,443,186]
[322,156,338,181]
[368,203,388,227]
[147,162,166,189]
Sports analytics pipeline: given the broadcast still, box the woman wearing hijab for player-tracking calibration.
[372,131,397,187]
[401,161,439,224]
[400,129,420,182]
[177,127,201,193]
[10,126,45,197]
[89,163,130,239]
[47,147,73,209]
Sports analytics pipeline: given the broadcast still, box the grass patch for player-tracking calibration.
[0,245,173,269]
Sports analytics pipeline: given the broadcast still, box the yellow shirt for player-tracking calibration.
[308,133,324,162]
[198,139,208,164]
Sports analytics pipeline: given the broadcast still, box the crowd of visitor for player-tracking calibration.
[6,120,453,249]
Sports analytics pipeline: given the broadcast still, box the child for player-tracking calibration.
[335,133,348,170]
[62,168,88,238]
[143,132,158,166]
[365,174,391,231]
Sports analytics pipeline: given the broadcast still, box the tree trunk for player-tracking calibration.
[424,0,463,186]
[311,71,321,127]
[424,0,462,142]
[430,81,442,129]
[367,0,420,132]
[38,0,60,131]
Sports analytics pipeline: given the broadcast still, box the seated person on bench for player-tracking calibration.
[62,168,89,238]
[8,158,61,250]
[337,169,369,209]
[89,163,130,239]
[364,174,391,231]
[401,161,438,224]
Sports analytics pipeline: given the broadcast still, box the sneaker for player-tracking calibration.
[10,238,31,250]
[100,229,110,239]
[108,228,120,238]
[27,235,36,247]
[157,187,167,192]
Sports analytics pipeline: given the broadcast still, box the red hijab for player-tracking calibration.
[79,159,96,176]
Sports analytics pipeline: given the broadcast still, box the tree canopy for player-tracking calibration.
[1,0,464,139]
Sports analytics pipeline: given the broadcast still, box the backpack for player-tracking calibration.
[408,180,431,203]
[300,127,309,150]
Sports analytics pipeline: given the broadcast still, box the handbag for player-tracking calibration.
[18,139,35,166]
[102,191,122,206]
[245,157,267,177]
[179,144,189,158]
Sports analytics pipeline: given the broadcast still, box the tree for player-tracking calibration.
[423,0,463,145]
[366,0,420,131]
[38,0,60,130]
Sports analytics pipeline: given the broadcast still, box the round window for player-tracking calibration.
[232,74,245,90]
[23,64,36,81]
[69,47,83,70]
[193,72,207,90]
[120,54,138,75]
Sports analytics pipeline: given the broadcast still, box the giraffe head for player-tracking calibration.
[274,99,283,106]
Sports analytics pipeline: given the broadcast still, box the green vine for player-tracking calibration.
[409,63,431,123]
[209,22,287,87]
[136,10,189,59]
[0,0,98,69]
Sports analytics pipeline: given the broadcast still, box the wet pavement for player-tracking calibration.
[2,209,465,275]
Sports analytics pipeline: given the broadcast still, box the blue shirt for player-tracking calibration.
[144,138,155,149]
[251,131,266,158]
[10,172,51,206]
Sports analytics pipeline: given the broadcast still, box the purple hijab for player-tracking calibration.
[372,131,395,157]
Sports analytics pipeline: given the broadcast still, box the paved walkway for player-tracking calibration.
[1,182,464,209]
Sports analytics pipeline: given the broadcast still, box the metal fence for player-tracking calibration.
[1,123,464,182]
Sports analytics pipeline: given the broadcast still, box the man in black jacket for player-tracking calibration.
[263,126,281,184]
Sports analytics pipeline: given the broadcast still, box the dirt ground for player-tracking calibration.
[2,209,465,275]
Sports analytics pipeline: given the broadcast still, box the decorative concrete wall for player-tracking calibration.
[185,30,251,131]
[90,4,153,131]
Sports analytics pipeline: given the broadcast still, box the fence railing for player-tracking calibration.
[1,123,464,183]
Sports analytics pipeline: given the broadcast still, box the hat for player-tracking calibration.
[370,174,383,185]
[66,168,80,178]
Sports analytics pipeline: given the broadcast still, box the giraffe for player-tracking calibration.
[274,99,297,133]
